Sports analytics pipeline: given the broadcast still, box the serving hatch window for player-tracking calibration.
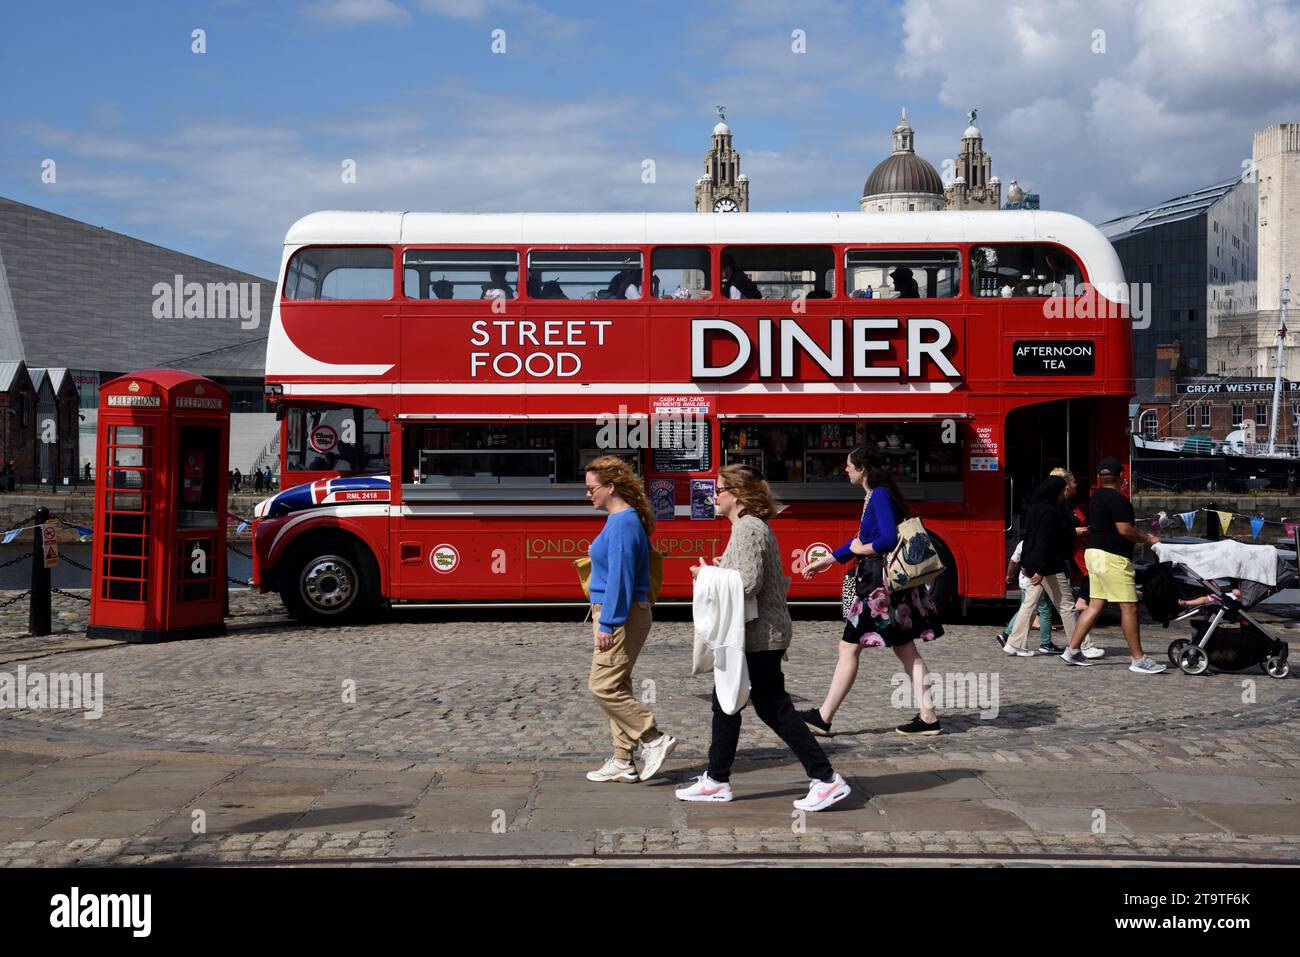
[720,246,834,301]
[720,420,962,487]
[402,422,642,485]
[526,250,644,300]
[403,249,519,300]
[846,250,960,299]
[283,246,394,301]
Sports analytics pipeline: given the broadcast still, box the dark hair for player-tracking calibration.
[1032,475,1067,504]
[847,444,909,517]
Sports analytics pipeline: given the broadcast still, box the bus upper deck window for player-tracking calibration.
[845,250,960,299]
[721,246,834,301]
[403,249,520,300]
[651,247,713,300]
[526,250,644,301]
[283,247,394,301]
[970,244,1083,298]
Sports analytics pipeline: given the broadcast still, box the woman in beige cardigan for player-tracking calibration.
[678,464,850,812]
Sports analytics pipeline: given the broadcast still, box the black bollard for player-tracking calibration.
[29,506,51,636]
[1205,503,1221,541]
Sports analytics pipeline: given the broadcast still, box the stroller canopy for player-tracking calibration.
[1152,540,1280,587]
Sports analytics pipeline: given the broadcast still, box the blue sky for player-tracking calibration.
[2,0,1298,279]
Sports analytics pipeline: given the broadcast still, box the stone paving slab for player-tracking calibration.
[1137,771,1295,805]
[1186,803,1300,833]
[1107,807,1222,835]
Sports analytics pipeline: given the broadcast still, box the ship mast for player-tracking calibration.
[1268,273,1291,454]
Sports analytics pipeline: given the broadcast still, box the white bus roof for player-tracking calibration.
[284,210,1127,293]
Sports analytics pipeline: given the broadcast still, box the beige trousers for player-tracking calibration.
[589,602,657,761]
[1008,571,1079,651]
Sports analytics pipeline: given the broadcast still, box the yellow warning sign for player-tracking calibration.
[42,525,58,568]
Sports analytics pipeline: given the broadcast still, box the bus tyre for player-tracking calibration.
[280,537,376,625]
[927,535,958,615]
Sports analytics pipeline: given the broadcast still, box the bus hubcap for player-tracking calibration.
[304,558,354,610]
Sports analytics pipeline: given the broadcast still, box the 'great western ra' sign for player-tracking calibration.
[1013,340,1095,375]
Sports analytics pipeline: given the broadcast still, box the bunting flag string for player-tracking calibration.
[1125,507,1300,541]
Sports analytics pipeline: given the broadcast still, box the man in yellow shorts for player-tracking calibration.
[1061,458,1167,674]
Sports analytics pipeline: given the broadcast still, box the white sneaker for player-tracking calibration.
[1002,642,1034,657]
[586,757,639,783]
[1129,656,1168,675]
[1082,646,1106,659]
[793,773,851,812]
[675,774,733,802]
[638,734,677,781]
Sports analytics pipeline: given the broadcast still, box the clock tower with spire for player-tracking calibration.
[695,107,749,212]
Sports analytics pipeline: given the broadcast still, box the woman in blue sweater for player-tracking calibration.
[583,455,676,785]
[800,446,945,736]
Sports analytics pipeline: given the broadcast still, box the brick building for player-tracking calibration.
[1136,340,1300,448]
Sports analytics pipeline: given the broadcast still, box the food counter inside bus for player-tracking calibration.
[399,420,963,501]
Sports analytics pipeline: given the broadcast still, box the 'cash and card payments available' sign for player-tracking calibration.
[1013,341,1095,376]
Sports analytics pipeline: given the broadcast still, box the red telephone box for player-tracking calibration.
[88,370,230,642]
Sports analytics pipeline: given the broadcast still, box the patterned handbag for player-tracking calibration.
[884,517,945,592]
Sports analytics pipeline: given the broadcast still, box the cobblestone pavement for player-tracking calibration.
[1,596,1299,865]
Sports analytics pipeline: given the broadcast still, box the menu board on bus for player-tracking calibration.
[652,396,713,473]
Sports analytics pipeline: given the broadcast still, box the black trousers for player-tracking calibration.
[707,649,834,783]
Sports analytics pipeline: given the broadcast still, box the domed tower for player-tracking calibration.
[944,109,1002,210]
[860,108,945,213]
[695,107,749,212]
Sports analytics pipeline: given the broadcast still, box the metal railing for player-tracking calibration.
[251,429,281,479]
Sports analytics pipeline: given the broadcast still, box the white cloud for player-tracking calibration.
[896,0,1300,220]
[13,93,708,275]
[303,0,410,24]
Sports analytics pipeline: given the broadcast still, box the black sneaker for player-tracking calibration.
[1037,642,1063,655]
[799,708,833,736]
[895,714,942,736]
[994,632,1008,647]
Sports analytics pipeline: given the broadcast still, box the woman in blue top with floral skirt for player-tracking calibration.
[800,446,945,736]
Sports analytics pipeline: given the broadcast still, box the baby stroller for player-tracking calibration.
[1143,540,1294,678]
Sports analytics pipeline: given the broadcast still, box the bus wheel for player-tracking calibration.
[927,535,958,615]
[280,537,376,625]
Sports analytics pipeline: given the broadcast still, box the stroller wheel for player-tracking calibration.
[1167,639,1189,667]
[1179,645,1209,675]
[1265,655,1290,679]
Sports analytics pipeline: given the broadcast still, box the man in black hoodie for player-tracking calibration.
[1005,476,1079,655]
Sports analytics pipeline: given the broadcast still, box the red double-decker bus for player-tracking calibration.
[251,211,1133,623]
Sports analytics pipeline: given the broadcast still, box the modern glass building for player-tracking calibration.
[1096,178,1257,395]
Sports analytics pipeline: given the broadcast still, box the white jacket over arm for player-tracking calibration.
[691,564,750,715]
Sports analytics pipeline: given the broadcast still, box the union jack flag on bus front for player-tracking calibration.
[255,475,391,518]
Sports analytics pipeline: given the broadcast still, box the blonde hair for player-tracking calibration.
[719,464,779,521]
[1050,467,1076,484]
[586,456,654,534]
